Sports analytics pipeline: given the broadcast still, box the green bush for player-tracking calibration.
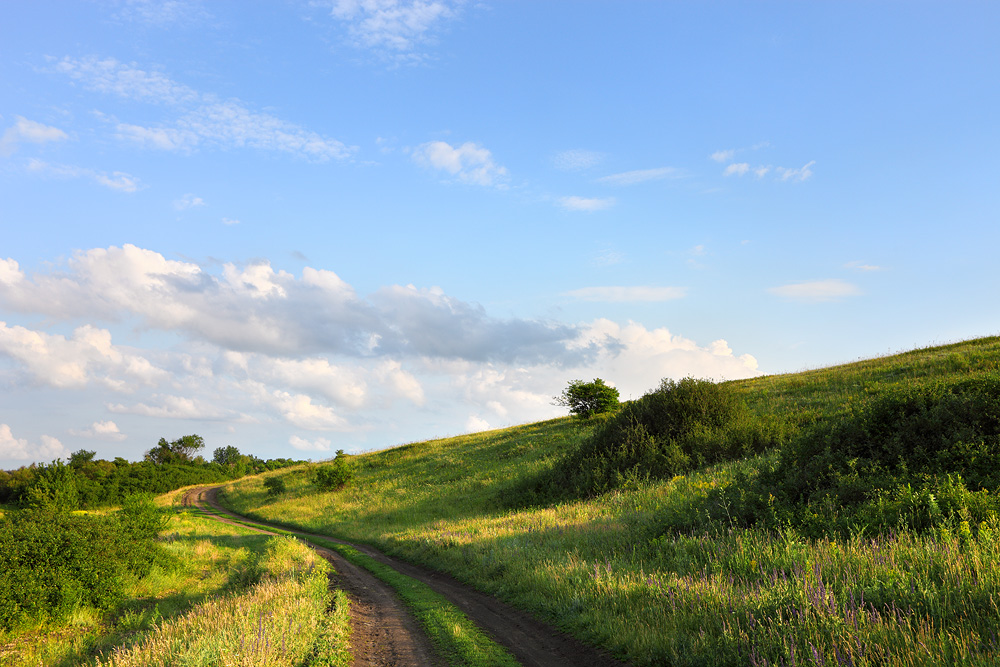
[532,377,791,500]
[698,374,1000,537]
[0,497,167,630]
[554,378,620,418]
[312,451,354,491]
[263,476,287,496]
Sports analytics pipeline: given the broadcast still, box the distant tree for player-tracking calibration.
[69,449,96,467]
[145,435,205,465]
[24,460,79,510]
[213,445,242,466]
[554,378,621,418]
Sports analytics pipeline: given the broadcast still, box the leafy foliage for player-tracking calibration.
[0,497,167,631]
[312,450,354,491]
[553,378,620,418]
[532,377,791,500]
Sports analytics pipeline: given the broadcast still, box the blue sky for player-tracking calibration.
[1,1,997,466]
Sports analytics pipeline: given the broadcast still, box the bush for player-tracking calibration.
[263,476,287,496]
[0,497,167,630]
[312,451,354,491]
[554,378,620,418]
[700,374,1000,537]
[532,378,790,501]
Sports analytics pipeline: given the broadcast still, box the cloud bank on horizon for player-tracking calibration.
[0,245,759,465]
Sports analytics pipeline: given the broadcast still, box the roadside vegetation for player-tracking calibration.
[221,336,1000,666]
[0,436,302,511]
[0,492,348,667]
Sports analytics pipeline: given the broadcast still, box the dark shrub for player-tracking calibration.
[313,450,354,491]
[534,378,790,500]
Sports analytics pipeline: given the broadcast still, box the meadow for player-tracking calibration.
[0,493,349,667]
[221,336,1000,666]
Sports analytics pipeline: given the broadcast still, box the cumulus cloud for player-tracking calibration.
[0,425,68,462]
[289,434,332,452]
[54,56,354,161]
[553,149,603,171]
[412,140,507,187]
[596,167,683,186]
[0,245,767,461]
[1,117,69,155]
[26,159,141,192]
[0,245,585,365]
[558,196,615,212]
[325,0,463,61]
[768,279,861,303]
[0,321,168,390]
[710,149,735,163]
[465,415,490,432]
[724,162,750,177]
[69,420,127,441]
[565,286,687,302]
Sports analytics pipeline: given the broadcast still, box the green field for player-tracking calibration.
[220,336,1000,666]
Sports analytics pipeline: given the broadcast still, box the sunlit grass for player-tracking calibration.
[222,336,1000,666]
[1,505,349,667]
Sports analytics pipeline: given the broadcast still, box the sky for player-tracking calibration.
[1,1,998,467]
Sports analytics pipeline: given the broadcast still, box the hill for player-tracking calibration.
[221,336,1000,666]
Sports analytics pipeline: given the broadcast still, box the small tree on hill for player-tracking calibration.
[554,378,620,418]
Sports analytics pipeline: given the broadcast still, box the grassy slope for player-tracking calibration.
[223,336,1000,667]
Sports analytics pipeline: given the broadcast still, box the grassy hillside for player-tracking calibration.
[222,336,1000,666]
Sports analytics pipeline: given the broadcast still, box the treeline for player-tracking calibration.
[0,434,302,510]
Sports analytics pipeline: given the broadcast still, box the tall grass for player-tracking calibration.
[0,502,349,667]
[222,336,1000,666]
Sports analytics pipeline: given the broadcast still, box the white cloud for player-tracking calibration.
[724,162,750,177]
[107,394,228,419]
[596,167,683,186]
[0,425,68,462]
[1,117,69,155]
[69,420,127,441]
[174,193,206,210]
[777,160,816,182]
[270,391,346,430]
[26,159,141,192]
[0,322,168,390]
[289,434,332,452]
[326,0,463,61]
[412,140,507,187]
[54,56,199,105]
[222,217,240,225]
[591,249,625,267]
[710,149,735,163]
[558,196,615,212]
[768,279,861,303]
[55,56,354,161]
[565,286,687,302]
[465,415,490,432]
[553,149,603,171]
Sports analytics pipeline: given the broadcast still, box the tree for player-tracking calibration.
[145,435,205,465]
[212,445,242,466]
[554,378,620,418]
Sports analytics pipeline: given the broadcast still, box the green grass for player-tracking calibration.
[0,498,350,667]
[196,503,518,666]
[220,335,1000,666]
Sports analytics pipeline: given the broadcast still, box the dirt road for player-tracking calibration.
[184,486,628,667]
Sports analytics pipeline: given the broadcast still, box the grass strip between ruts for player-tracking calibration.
[192,505,519,667]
